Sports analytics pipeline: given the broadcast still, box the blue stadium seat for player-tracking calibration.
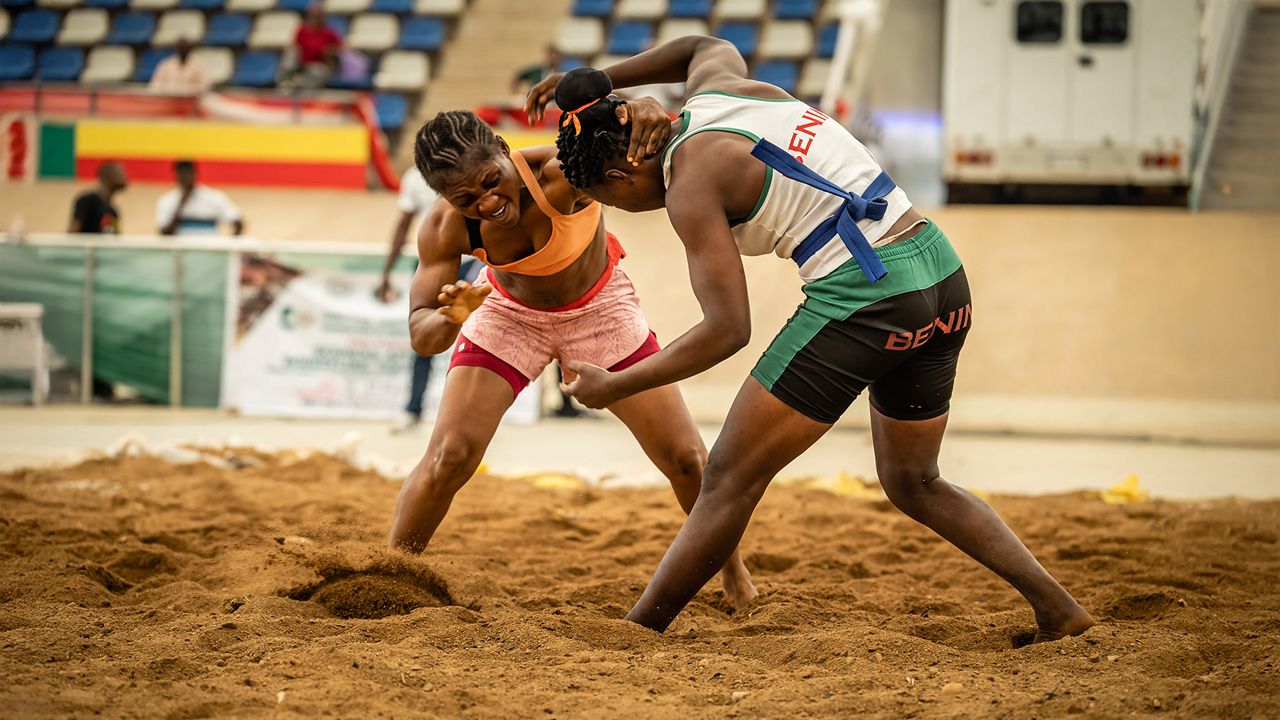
[571,0,612,16]
[203,13,249,46]
[0,0,35,10]
[230,50,277,86]
[559,56,586,72]
[181,0,226,10]
[8,9,59,44]
[0,45,36,81]
[326,17,347,36]
[817,22,837,58]
[668,0,710,17]
[328,52,369,89]
[715,22,757,58]
[84,0,128,8]
[397,16,443,50]
[606,20,651,55]
[133,48,170,82]
[369,0,411,13]
[277,0,310,11]
[374,92,406,130]
[38,47,85,82]
[754,60,797,93]
[106,12,156,45]
[775,0,815,17]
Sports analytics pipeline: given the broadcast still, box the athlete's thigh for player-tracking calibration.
[705,376,833,496]
[607,382,706,463]
[427,365,518,453]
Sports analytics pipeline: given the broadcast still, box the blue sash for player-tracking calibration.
[749,139,895,284]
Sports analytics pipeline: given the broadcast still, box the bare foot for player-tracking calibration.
[1032,605,1096,644]
[720,558,758,610]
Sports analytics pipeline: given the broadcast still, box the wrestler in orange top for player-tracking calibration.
[387,107,757,609]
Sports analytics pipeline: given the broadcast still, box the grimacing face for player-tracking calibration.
[438,149,524,227]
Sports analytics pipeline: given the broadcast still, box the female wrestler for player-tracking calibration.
[526,37,1095,641]
[387,108,756,608]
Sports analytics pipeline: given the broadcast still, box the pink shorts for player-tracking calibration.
[448,254,659,397]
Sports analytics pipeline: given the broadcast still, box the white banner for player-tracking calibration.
[220,252,538,422]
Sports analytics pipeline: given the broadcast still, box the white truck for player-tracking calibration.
[942,0,1199,200]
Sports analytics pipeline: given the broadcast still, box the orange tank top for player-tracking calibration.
[468,151,602,277]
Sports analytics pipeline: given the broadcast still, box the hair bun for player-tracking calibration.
[556,67,613,111]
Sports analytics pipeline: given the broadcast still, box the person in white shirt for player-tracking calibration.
[156,160,244,236]
[148,39,209,96]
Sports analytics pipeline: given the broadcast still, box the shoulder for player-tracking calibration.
[417,198,468,256]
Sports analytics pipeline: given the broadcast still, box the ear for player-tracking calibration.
[496,136,511,156]
[605,168,631,183]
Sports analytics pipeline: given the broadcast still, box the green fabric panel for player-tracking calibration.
[751,223,964,387]
[38,123,76,179]
[0,245,228,407]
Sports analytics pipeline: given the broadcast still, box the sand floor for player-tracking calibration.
[1,446,1277,719]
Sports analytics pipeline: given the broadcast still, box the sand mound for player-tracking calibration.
[0,449,1277,718]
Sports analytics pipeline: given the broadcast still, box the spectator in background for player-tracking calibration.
[149,38,209,96]
[69,161,127,235]
[282,3,343,90]
[511,45,562,95]
[157,160,245,236]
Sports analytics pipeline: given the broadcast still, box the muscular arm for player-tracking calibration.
[407,202,469,356]
[605,162,752,400]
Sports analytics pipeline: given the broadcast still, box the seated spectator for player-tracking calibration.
[69,162,127,235]
[281,3,343,90]
[511,45,561,95]
[149,39,209,96]
[156,160,244,236]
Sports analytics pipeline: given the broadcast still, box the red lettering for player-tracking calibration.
[884,332,913,351]
[788,134,814,156]
[934,309,956,333]
[795,115,824,138]
[911,323,934,348]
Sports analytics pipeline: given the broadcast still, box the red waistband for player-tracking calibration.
[486,232,626,313]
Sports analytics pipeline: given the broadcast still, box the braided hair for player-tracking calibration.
[554,68,631,189]
[414,110,503,192]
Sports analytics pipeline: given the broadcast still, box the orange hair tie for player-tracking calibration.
[561,97,604,136]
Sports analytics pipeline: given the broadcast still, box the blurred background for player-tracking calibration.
[0,0,1276,480]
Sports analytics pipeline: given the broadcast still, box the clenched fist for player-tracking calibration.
[435,281,492,325]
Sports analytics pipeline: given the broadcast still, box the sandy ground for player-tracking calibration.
[1,446,1278,719]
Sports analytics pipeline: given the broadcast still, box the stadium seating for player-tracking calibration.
[414,0,460,14]
[191,44,232,83]
[758,20,811,59]
[181,0,226,10]
[3,0,35,8]
[373,91,405,129]
[38,45,85,80]
[606,20,650,54]
[203,12,249,46]
[714,21,756,57]
[0,9,9,38]
[0,44,35,80]
[37,0,81,9]
[397,15,442,50]
[775,0,815,19]
[8,9,59,43]
[753,59,796,94]
[153,9,204,45]
[555,17,602,56]
[83,0,126,9]
[224,0,271,12]
[276,0,309,13]
[323,0,368,13]
[131,0,179,11]
[668,0,710,18]
[81,43,134,82]
[372,48,426,90]
[131,46,168,80]
[615,0,664,20]
[57,7,108,44]
[229,48,275,85]
[325,15,347,35]
[656,17,706,45]
[713,0,764,20]
[817,21,836,58]
[246,10,296,48]
[105,12,155,44]
[347,13,396,51]
[368,0,409,13]
[798,57,829,98]
[572,0,611,17]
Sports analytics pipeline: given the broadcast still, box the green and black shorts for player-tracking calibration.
[752,220,972,424]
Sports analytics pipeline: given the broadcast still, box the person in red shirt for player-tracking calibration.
[282,3,342,89]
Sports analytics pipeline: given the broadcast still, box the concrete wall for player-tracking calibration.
[3,180,1277,443]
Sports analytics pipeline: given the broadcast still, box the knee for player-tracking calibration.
[665,443,707,487]
[419,436,482,496]
[702,448,769,505]
[877,461,943,516]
